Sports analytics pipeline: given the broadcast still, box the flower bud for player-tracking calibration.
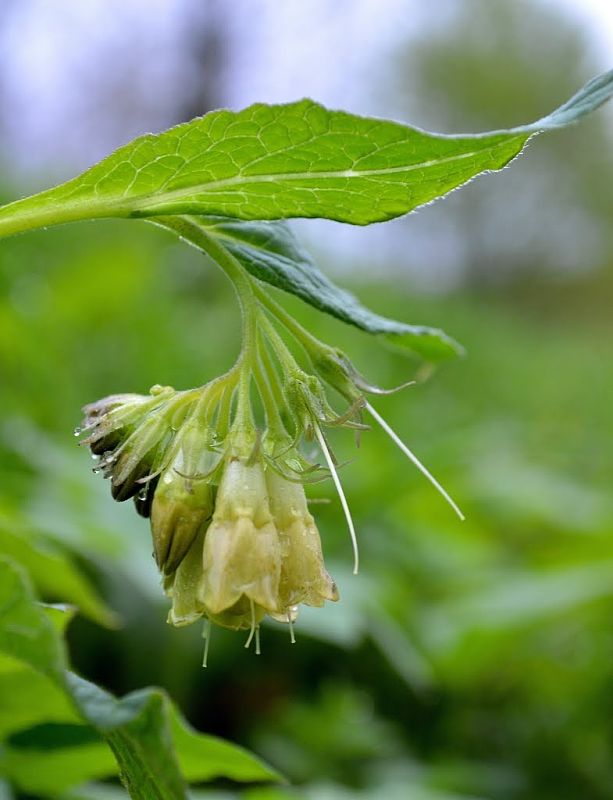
[133,476,159,518]
[82,393,150,456]
[309,346,363,404]
[151,423,217,574]
[200,458,281,615]
[81,387,178,505]
[152,471,214,575]
[266,470,338,609]
[109,413,172,502]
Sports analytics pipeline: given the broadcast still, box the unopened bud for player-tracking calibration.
[109,413,172,503]
[152,470,214,574]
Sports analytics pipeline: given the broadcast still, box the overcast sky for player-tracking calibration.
[1,0,611,176]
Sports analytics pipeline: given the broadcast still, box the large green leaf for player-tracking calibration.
[0,70,610,237]
[0,560,280,798]
[179,215,463,360]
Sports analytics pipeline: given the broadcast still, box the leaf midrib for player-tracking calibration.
[126,139,523,213]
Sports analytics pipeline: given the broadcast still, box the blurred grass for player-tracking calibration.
[1,218,612,799]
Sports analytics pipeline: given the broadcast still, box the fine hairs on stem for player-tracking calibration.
[365,401,465,521]
[315,423,359,575]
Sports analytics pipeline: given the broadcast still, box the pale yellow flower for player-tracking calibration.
[266,470,338,610]
[199,458,281,616]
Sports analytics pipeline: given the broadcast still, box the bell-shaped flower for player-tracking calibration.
[199,458,281,616]
[266,470,338,611]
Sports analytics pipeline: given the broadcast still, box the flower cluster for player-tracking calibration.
[78,286,462,656]
[79,368,345,651]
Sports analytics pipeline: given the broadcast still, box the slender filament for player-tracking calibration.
[315,424,359,574]
[365,401,465,521]
[202,619,211,668]
[287,610,296,644]
[244,599,257,649]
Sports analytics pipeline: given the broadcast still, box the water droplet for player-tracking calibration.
[91,453,100,462]
[150,383,174,396]
[92,466,102,475]
[138,488,148,501]
[73,427,82,437]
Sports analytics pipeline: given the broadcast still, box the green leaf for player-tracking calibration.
[0,561,280,798]
[61,787,128,800]
[0,558,67,683]
[0,667,79,739]
[43,604,79,635]
[0,70,611,237]
[1,725,115,795]
[198,216,462,360]
[67,676,188,800]
[170,707,280,784]
[68,677,280,793]
[61,788,128,800]
[0,512,118,629]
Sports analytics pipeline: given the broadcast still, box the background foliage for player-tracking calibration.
[1,210,612,800]
[0,1,612,798]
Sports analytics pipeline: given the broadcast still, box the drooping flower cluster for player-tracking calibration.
[78,367,346,650]
[78,288,462,656]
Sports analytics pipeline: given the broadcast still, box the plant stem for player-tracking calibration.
[0,196,112,240]
[256,328,286,411]
[253,349,285,436]
[155,216,256,334]
[253,281,328,357]
[258,312,302,376]
[156,216,262,440]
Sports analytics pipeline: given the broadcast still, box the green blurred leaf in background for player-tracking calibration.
[0,560,280,797]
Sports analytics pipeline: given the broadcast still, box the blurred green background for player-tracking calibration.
[1,1,612,799]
